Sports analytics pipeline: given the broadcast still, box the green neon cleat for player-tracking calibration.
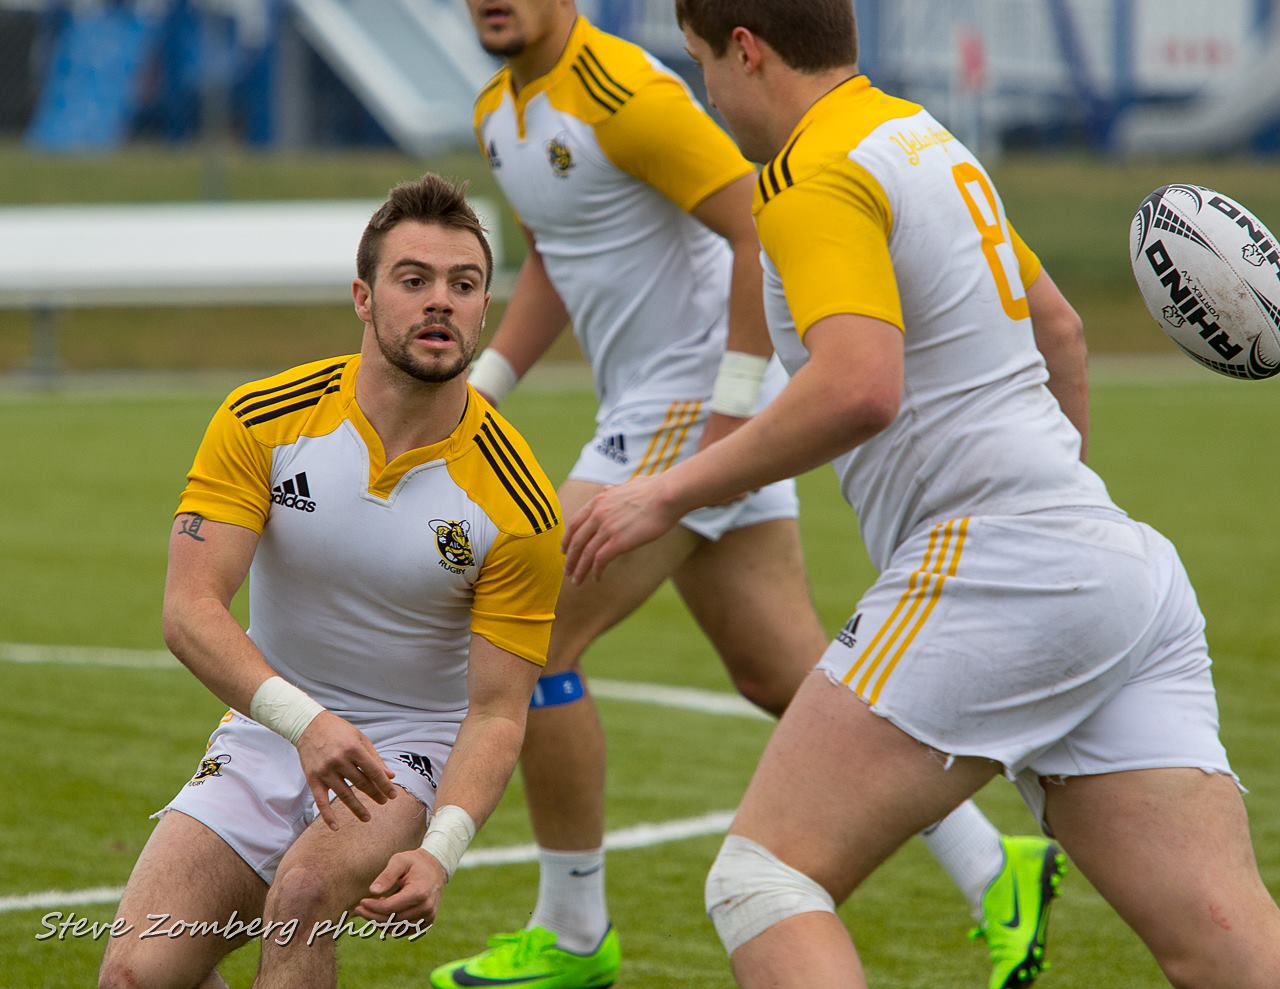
[430,925,620,989]
[970,836,1068,989]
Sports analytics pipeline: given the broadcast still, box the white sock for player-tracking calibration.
[528,847,609,953]
[919,800,1005,920]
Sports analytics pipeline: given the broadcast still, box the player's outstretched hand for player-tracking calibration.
[563,474,683,583]
[296,712,398,830]
[356,849,446,926]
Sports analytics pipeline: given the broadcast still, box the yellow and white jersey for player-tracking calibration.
[474,17,754,418]
[175,356,563,734]
[755,76,1114,571]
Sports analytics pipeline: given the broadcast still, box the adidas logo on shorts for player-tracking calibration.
[271,472,317,513]
[595,433,628,465]
[836,613,862,649]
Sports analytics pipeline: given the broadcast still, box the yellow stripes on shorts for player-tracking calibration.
[630,400,703,478]
[842,517,970,705]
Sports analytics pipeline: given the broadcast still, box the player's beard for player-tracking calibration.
[479,35,527,58]
[371,313,477,385]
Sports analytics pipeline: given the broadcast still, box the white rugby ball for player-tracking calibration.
[1130,183,1280,379]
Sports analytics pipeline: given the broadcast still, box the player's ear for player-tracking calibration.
[352,278,373,322]
[731,26,764,73]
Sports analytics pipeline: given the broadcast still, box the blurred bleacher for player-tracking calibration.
[2,0,1278,160]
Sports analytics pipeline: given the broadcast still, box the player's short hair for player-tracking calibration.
[674,0,858,72]
[357,173,494,289]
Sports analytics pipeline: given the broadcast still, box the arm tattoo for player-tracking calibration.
[178,514,207,542]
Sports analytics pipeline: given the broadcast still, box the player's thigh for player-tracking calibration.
[674,518,827,696]
[100,810,267,987]
[270,784,428,912]
[731,669,998,902]
[1044,769,1279,966]
[546,478,701,671]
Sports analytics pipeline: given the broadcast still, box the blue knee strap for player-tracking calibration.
[529,671,585,709]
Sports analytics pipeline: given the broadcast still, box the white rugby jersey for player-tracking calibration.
[474,17,754,418]
[755,77,1114,571]
[176,356,563,734]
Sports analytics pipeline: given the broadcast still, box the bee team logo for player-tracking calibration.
[546,134,574,178]
[187,754,231,787]
[430,519,475,574]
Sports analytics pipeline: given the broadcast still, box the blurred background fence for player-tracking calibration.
[5,0,1278,158]
[1,0,1279,379]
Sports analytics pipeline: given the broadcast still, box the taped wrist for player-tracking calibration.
[709,352,769,417]
[249,675,325,745]
[468,348,519,404]
[421,804,477,880]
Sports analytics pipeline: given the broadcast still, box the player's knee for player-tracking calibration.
[726,664,802,717]
[267,863,336,918]
[1159,945,1280,989]
[729,674,790,717]
[98,954,163,989]
[705,834,836,956]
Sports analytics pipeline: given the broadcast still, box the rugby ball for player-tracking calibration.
[1130,184,1280,379]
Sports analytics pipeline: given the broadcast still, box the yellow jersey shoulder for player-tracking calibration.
[222,356,352,448]
[449,399,562,538]
[474,67,511,132]
[754,77,919,213]
[546,19,673,125]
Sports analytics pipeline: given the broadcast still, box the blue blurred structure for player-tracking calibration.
[26,4,166,150]
[17,0,1280,157]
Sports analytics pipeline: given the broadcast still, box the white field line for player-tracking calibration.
[0,812,736,915]
[0,643,752,915]
[0,642,769,720]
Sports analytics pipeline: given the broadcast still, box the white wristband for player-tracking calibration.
[710,351,769,418]
[421,804,477,880]
[468,348,519,404]
[249,676,325,745]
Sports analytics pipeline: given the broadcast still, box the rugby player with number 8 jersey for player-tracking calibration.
[564,3,1280,987]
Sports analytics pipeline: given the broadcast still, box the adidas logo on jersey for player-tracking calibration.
[486,139,502,169]
[595,433,628,465]
[272,472,317,513]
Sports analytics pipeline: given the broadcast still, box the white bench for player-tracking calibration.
[0,199,504,378]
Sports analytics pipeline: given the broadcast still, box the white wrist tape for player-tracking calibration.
[421,804,477,880]
[710,351,769,418]
[468,348,519,404]
[249,676,325,745]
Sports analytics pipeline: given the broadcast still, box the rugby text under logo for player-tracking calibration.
[430,518,475,574]
[187,754,231,787]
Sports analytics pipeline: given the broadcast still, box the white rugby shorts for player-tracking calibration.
[569,367,798,540]
[815,508,1237,825]
[157,712,448,883]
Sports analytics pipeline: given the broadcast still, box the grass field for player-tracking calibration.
[1,364,1278,987]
